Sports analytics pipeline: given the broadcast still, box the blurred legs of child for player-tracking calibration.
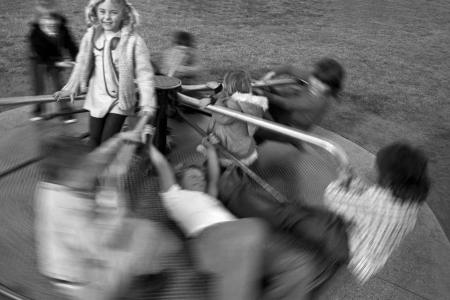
[30,61,76,123]
[191,218,267,300]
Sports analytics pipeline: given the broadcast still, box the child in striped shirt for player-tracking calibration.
[324,142,430,283]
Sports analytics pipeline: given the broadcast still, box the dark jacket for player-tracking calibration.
[29,13,78,64]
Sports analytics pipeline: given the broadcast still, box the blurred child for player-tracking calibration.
[149,138,267,300]
[161,30,200,83]
[35,131,179,299]
[199,70,268,167]
[254,58,345,148]
[55,0,156,149]
[324,142,430,283]
[29,1,78,123]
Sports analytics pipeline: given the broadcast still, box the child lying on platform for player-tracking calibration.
[254,58,345,149]
[149,137,267,300]
[198,70,268,167]
[324,142,430,283]
[35,131,179,299]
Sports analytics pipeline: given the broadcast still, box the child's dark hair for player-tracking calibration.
[173,31,195,47]
[376,142,430,204]
[40,135,90,183]
[312,58,345,98]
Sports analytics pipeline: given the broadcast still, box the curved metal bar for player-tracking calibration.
[181,77,306,92]
[176,92,349,169]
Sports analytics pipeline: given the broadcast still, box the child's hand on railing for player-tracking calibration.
[253,88,265,96]
[198,98,211,108]
[118,130,142,144]
[141,125,155,144]
[205,81,220,90]
[54,90,76,104]
[207,133,220,145]
[337,166,355,188]
[261,71,276,82]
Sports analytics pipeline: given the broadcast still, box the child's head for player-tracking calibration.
[175,165,207,192]
[375,142,430,203]
[40,135,91,185]
[38,12,61,36]
[222,70,252,96]
[85,0,139,31]
[173,31,195,47]
[310,58,345,98]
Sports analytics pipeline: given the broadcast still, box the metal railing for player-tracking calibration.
[176,92,349,170]
[181,77,306,92]
[0,77,348,171]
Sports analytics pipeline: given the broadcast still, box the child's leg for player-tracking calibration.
[89,116,106,149]
[100,113,127,144]
[191,218,268,300]
[74,219,180,300]
[30,60,46,116]
[262,233,339,300]
[219,170,349,265]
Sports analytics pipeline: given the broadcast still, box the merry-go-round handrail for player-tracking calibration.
[0,77,304,106]
[176,92,350,170]
[181,77,306,92]
[0,94,86,106]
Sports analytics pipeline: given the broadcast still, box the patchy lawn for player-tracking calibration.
[1,0,449,237]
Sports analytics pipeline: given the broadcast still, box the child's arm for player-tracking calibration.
[134,36,157,116]
[205,142,220,198]
[264,90,321,111]
[54,29,93,102]
[61,24,79,61]
[149,144,176,192]
[65,131,140,192]
[272,65,309,82]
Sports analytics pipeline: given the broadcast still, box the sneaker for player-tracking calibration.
[63,118,78,124]
[29,116,43,122]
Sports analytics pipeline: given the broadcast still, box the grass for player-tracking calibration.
[1,0,450,238]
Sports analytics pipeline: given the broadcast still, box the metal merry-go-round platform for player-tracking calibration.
[0,77,449,300]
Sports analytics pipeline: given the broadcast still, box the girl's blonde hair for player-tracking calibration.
[222,70,252,96]
[85,0,139,29]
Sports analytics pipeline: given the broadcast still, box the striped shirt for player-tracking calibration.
[324,177,419,283]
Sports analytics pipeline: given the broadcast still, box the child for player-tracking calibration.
[200,70,268,167]
[35,131,179,299]
[254,58,345,148]
[29,1,78,123]
[149,139,267,300]
[55,0,156,149]
[323,142,430,283]
[161,30,201,83]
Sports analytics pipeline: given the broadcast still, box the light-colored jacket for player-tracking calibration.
[207,92,268,166]
[62,25,155,111]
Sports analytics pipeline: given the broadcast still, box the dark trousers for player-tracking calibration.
[89,113,127,149]
[218,167,350,265]
[192,218,267,300]
[30,60,73,118]
[152,89,169,154]
[262,233,340,300]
